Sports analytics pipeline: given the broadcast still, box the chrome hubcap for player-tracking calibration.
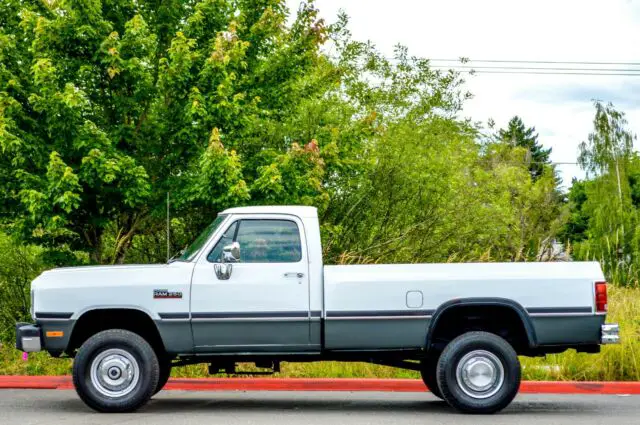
[90,348,140,398]
[455,350,504,399]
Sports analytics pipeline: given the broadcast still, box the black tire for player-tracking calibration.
[436,331,520,414]
[154,359,172,395]
[420,354,443,399]
[72,329,159,413]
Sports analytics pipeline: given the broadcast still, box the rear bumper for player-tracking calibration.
[15,323,42,352]
[601,323,620,344]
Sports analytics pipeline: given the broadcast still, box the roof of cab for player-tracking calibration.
[221,205,318,218]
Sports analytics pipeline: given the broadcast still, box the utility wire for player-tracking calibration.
[482,160,579,165]
[430,65,640,73]
[379,57,640,76]
[451,70,640,76]
[427,59,640,66]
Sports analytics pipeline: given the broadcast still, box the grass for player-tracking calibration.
[1,286,638,381]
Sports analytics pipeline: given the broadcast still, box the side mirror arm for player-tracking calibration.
[214,262,233,280]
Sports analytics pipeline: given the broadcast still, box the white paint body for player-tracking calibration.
[324,261,604,313]
[30,206,606,352]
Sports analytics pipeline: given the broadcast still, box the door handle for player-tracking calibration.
[284,272,304,278]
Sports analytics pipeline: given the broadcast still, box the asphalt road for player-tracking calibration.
[1,390,639,425]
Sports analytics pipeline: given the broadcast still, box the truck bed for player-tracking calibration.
[323,262,605,350]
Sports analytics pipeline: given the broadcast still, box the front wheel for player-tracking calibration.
[154,359,172,395]
[436,331,520,414]
[72,329,159,413]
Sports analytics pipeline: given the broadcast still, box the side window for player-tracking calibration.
[236,220,302,263]
[207,221,238,262]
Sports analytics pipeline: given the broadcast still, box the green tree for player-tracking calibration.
[316,48,564,264]
[0,0,574,271]
[498,116,552,181]
[568,102,639,286]
[559,178,590,243]
[0,0,341,263]
[0,233,48,341]
[476,136,565,261]
[579,101,635,203]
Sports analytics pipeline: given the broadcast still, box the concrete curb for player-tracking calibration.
[1,376,640,394]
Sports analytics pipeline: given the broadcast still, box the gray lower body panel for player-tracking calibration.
[324,318,430,350]
[32,312,605,356]
[155,320,194,354]
[191,319,317,353]
[531,315,605,345]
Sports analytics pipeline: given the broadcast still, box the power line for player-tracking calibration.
[378,57,640,76]
[430,65,640,73]
[427,59,640,66]
[451,70,640,76]
[483,160,579,165]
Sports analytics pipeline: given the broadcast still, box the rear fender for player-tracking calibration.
[426,297,538,349]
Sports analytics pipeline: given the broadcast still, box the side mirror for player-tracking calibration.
[222,241,241,263]
[214,242,240,280]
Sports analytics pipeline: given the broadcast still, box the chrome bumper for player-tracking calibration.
[601,323,620,344]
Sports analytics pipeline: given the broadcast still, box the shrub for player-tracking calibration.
[0,233,47,342]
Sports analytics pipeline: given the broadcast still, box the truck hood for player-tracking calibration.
[32,263,192,290]
[31,262,194,321]
[44,263,171,274]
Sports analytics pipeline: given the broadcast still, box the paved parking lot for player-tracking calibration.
[1,389,639,425]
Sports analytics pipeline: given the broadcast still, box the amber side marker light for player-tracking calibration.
[45,331,64,338]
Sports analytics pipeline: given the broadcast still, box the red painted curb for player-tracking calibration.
[1,376,640,394]
[0,376,70,390]
[520,381,640,395]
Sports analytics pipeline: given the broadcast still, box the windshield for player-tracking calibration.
[176,214,227,262]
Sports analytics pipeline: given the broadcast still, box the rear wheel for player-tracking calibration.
[420,354,443,399]
[436,331,520,414]
[72,329,159,413]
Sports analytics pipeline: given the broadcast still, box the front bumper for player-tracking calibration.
[601,323,620,344]
[15,322,42,352]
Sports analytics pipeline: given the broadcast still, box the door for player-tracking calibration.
[190,215,313,352]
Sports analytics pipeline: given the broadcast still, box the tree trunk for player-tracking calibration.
[615,158,623,204]
[111,213,144,264]
[114,238,132,264]
[86,227,104,264]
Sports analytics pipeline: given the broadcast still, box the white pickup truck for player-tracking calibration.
[16,205,619,414]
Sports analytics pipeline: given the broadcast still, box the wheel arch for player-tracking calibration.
[67,307,167,356]
[426,298,538,351]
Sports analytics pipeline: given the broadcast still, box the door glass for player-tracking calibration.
[207,221,238,262]
[236,220,302,263]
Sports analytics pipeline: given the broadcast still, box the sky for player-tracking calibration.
[286,0,640,188]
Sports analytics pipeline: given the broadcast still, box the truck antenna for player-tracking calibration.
[166,191,170,262]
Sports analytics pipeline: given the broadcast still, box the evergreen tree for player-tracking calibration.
[498,116,552,181]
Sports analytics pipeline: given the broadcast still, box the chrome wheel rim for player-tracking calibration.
[90,348,140,398]
[455,350,504,399]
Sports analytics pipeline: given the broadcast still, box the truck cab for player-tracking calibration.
[186,206,323,353]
